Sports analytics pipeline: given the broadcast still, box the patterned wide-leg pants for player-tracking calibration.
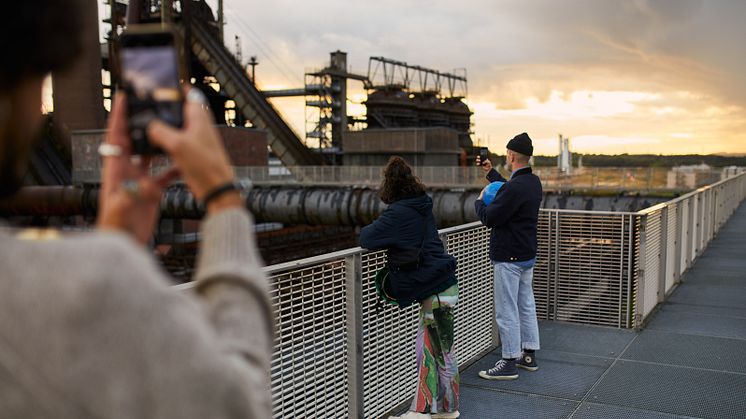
[411,283,460,414]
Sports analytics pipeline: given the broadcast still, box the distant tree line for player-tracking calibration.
[527,154,746,168]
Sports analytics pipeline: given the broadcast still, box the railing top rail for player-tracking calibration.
[263,246,365,274]
[540,208,640,216]
[437,221,483,235]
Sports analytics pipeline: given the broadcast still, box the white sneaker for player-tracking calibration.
[433,411,460,419]
[389,411,432,419]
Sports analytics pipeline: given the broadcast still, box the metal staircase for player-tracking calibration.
[186,16,322,166]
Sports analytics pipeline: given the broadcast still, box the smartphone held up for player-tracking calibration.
[475,147,489,166]
[119,25,185,155]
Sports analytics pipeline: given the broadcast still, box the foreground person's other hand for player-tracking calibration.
[147,88,242,215]
[97,93,179,244]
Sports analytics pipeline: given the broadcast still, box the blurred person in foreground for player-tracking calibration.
[360,156,460,419]
[0,1,272,418]
[475,133,542,380]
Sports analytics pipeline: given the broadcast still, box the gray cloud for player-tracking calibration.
[219,0,745,108]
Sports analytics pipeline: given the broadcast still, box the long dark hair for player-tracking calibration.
[379,156,427,204]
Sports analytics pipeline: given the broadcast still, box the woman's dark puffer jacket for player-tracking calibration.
[359,194,457,307]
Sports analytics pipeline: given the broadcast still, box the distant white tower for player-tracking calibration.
[558,134,572,174]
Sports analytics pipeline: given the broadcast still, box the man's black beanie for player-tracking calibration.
[507,132,534,156]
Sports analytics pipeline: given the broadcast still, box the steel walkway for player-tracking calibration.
[457,201,746,419]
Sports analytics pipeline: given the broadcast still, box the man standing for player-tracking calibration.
[474,133,543,380]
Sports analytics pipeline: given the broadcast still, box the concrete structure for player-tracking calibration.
[722,165,746,179]
[342,127,461,166]
[667,164,720,189]
[70,126,268,184]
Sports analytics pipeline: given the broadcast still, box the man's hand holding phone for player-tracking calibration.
[476,155,493,173]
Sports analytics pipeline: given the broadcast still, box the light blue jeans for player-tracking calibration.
[493,261,540,359]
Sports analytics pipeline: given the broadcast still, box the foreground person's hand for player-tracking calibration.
[97,94,179,244]
[148,87,242,214]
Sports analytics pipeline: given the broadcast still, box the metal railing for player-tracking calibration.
[263,224,495,419]
[634,171,746,327]
[178,172,746,418]
[262,206,648,418]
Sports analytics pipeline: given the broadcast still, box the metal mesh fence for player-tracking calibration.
[173,172,746,417]
[360,250,419,418]
[443,225,495,365]
[640,210,663,319]
[634,172,746,328]
[267,258,350,419]
[665,202,678,294]
[550,212,636,327]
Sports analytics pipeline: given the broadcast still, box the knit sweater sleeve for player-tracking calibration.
[0,208,273,419]
[192,208,273,415]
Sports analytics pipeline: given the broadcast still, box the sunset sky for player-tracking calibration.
[97,0,746,156]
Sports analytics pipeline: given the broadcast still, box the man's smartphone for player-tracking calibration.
[119,25,184,155]
[476,147,489,165]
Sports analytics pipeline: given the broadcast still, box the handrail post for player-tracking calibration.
[673,202,683,283]
[635,214,648,330]
[345,254,364,418]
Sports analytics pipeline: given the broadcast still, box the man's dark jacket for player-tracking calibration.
[360,194,457,306]
[474,167,543,262]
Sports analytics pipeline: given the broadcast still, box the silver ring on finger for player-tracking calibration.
[120,180,140,199]
[98,143,123,157]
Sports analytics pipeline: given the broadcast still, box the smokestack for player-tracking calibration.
[52,0,105,132]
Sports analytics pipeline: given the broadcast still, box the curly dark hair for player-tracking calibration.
[379,156,427,204]
[0,0,83,88]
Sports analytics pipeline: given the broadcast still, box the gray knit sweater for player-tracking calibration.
[0,209,272,419]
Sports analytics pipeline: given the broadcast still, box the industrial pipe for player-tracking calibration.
[0,186,665,226]
[0,186,481,226]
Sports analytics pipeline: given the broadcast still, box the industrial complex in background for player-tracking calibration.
[3,0,744,273]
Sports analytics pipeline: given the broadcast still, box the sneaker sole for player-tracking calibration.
[517,364,539,372]
[432,412,460,419]
[478,371,518,380]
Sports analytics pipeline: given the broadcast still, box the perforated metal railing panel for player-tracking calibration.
[443,225,494,365]
[664,202,678,293]
[641,209,662,318]
[680,199,690,270]
[360,251,419,418]
[268,259,350,419]
[548,212,636,327]
[533,212,552,319]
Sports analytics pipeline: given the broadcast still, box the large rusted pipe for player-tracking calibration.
[0,186,480,226]
[0,186,94,217]
[0,186,666,226]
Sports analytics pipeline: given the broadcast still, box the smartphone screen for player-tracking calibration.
[120,29,183,154]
